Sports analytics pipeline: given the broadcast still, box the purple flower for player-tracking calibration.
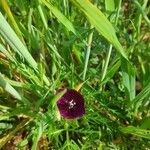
[57,89,85,119]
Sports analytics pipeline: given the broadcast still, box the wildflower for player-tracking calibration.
[57,89,85,119]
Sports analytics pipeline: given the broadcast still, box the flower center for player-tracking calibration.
[68,99,76,109]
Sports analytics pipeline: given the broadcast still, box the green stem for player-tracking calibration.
[134,0,150,29]
[115,0,122,26]
[83,27,93,80]
[101,45,113,83]
[38,3,48,30]
[100,0,122,90]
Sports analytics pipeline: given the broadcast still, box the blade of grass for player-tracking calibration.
[31,125,43,150]
[83,27,93,80]
[4,77,27,88]
[0,73,22,100]
[0,44,15,62]
[37,2,48,30]
[71,0,128,60]
[105,0,115,12]
[1,107,36,120]
[100,59,121,85]
[121,57,135,101]
[0,104,10,110]
[1,0,24,40]
[119,126,150,140]
[100,0,122,88]
[134,0,148,36]
[133,0,150,29]
[0,12,50,86]
[41,0,77,35]
[0,12,37,69]
[129,79,150,115]
[140,117,150,129]
[100,45,113,86]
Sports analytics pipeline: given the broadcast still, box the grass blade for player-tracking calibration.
[83,27,93,80]
[101,59,120,85]
[133,0,150,29]
[121,58,135,101]
[0,44,15,62]
[71,0,128,60]
[105,0,115,12]
[41,0,76,35]
[1,0,23,39]
[129,80,150,114]
[31,122,43,150]
[119,126,150,140]
[0,73,22,100]
[0,12,37,69]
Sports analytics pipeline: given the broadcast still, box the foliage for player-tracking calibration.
[0,0,150,149]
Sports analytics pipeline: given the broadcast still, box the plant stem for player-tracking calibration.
[101,45,113,83]
[134,0,150,29]
[83,27,93,80]
[100,0,122,91]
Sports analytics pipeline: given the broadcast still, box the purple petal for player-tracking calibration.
[57,89,85,119]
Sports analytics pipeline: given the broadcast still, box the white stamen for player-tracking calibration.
[69,99,76,109]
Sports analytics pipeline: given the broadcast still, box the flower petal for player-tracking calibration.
[57,89,85,119]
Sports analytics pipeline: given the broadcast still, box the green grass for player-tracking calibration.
[0,0,150,149]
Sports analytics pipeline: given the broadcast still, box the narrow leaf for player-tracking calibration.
[1,0,23,39]
[71,0,128,60]
[101,59,120,85]
[129,79,150,114]
[0,12,37,69]
[41,0,76,35]
[105,0,115,12]
[119,126,150,140]
[121,58,135,101]
[140,117,150,129]
[0,73,22,100]
[0,44,15,62]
